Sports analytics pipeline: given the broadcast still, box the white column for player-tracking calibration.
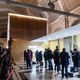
[71,36,74,50]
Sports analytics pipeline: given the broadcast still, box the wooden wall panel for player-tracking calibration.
[10,15,47,40]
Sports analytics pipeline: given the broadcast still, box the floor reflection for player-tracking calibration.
[16,64,80,80]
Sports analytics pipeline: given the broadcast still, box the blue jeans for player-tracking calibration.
[55,63,60,72]
[48,59,53,70]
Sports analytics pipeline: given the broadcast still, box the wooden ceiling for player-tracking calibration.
[10,14,47,40]
[0,0,80,39]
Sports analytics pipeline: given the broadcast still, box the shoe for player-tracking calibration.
[61,77,64,80]
[45,66,47,68]
[62,76,64,79]
[48,69,53,70]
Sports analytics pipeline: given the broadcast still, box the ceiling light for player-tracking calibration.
[9,13,47,21]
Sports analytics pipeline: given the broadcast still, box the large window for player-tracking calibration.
[73,35,80,50]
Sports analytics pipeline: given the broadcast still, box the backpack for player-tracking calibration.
[68,72,73,77]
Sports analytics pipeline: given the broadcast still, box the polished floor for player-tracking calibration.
[13,63,80,80]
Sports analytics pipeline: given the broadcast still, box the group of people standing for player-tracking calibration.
[35,48,53,70]
[54,47,70,78]
[35,50,43,68]
[43,47,70,78]
[24,49,33,69]
[24,46,80,79]
[0,46,11,80]
[0,38,14,80]
[71,48,80,73]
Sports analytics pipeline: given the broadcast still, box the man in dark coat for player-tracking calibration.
[53,48,60,73]
[24,50,26,62]
[60,48,70,78]
[44,49,48,68]
[72,48,80,71]
[47,48,53,70]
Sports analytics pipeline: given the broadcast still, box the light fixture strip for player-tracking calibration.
[9,13,47,21]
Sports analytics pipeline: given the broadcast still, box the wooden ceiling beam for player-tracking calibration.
[0,0,80,18]
[6,1,80,18]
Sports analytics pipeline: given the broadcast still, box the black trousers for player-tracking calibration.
[55,63,60,72]
[62,65,68,78]
[26,60,31,68]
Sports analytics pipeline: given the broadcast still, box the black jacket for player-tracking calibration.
[60,51,70,66]
[53,50,60,64]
